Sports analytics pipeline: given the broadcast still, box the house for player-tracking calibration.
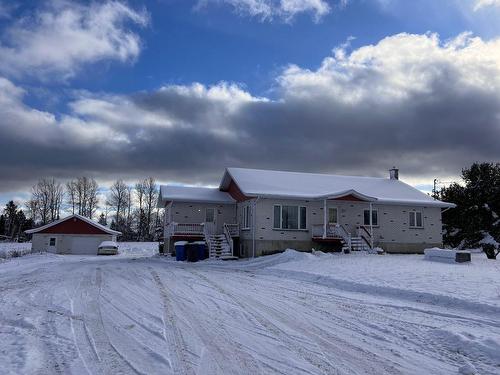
[26,214,121,255]
[158,167,455,258]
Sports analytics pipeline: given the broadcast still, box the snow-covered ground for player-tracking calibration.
[0,244,499,375]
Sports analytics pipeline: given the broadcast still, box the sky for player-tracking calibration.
[1,0,500,206]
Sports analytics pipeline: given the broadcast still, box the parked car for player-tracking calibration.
[98,241,119,255]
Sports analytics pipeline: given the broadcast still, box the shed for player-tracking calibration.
[25,214,121,255]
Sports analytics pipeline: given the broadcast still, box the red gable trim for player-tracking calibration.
[38,217,110,235]
[225,180,251,202]
[329,194,366,202]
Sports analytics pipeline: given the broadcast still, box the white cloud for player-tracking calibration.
[279,32,500,103]
[0,1,148,80]
[196,0,331,21]
[473,0,500,11]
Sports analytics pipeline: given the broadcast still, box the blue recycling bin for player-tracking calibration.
[174,241,188,261]
[194,241,207,260]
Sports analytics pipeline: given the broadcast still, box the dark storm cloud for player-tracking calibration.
[1,32,500,193]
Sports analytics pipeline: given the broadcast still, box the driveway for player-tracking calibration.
[0,252,498,375]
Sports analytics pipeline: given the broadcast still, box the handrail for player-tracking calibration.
[328,224,352,251]
[357,225,373,249]
[223,223,234,257]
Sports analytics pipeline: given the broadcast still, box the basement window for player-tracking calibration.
[49,238,56,246]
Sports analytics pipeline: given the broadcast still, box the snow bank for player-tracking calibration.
[235,249,500,310]
[0,242,35,261]
[117,242,159,257]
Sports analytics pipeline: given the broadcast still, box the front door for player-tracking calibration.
[205,208,216,234]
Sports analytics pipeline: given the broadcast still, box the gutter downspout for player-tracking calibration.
[252,196,260,258]
[323,199,327,239]
[369,202,374,249]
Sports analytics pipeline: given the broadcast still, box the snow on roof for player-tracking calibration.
[158,185,235,205]
[25,214,122,235]
[220,167,455,208]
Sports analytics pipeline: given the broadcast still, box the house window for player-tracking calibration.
[328,207,338,224]
[363,209,378,226]
[49,238,56,246]
[205,208,215,223]
[242,205,251,229]
[274,205,307,230]
[409,211,423,228]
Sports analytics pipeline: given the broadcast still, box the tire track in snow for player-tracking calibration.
[38,292,69,375]
[71,267,145,375]
[149,267,194,375]
[153,266,266,375]
[187,268,338,375]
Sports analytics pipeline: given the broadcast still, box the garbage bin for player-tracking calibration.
[194,241,207,260]
[174,241,188,261]
[186,243,198,262]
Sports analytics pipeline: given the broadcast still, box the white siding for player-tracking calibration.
[31,233,114,255]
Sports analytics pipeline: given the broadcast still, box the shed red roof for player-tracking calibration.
[25,214,121,236]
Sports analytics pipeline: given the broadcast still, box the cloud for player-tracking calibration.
[473,0,500,11]
[0,1,148,80]
[196,0,331,22]
[1,32,500,192]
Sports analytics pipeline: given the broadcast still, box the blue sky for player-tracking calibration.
[1,0,500,206]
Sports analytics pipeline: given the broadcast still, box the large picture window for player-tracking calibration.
[363,209,378,226]
[274,205,306,230]
[409,211,423,228]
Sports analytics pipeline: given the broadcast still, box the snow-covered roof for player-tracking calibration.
[220,167,455,208]
[25,214,122,235]
[158,185,235,205]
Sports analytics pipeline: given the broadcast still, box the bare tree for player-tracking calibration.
[134,180,146,240]
[66,177,99,219]
[143,177,158,240]
[31,178,64,224]
[108,179,129,229]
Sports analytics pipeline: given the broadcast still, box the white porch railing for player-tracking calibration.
[311,223,352,250]
[166,222,204,236]
[224,223,239,237]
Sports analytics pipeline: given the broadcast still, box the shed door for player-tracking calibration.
[69,236,100,255]
[48,237,57,253]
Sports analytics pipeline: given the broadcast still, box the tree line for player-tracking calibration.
[1,177,163,242]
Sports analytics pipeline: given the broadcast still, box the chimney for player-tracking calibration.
[389,167,399,180]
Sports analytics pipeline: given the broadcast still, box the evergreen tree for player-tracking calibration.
[0,214,5,236]
[98,213,107,226]
[3,201,18,238]
[439,162,500,258]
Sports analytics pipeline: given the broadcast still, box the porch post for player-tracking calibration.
[323,199,327,239]
[369,202,374,249]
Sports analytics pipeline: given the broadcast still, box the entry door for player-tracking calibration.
[205,208,216,233]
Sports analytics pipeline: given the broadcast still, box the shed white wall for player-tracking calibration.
[31,233,114,255]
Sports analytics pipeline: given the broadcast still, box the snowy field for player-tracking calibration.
[0,244,499,374]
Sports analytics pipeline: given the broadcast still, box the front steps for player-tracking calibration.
[207,235,232,259]
[341,236,372,252]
